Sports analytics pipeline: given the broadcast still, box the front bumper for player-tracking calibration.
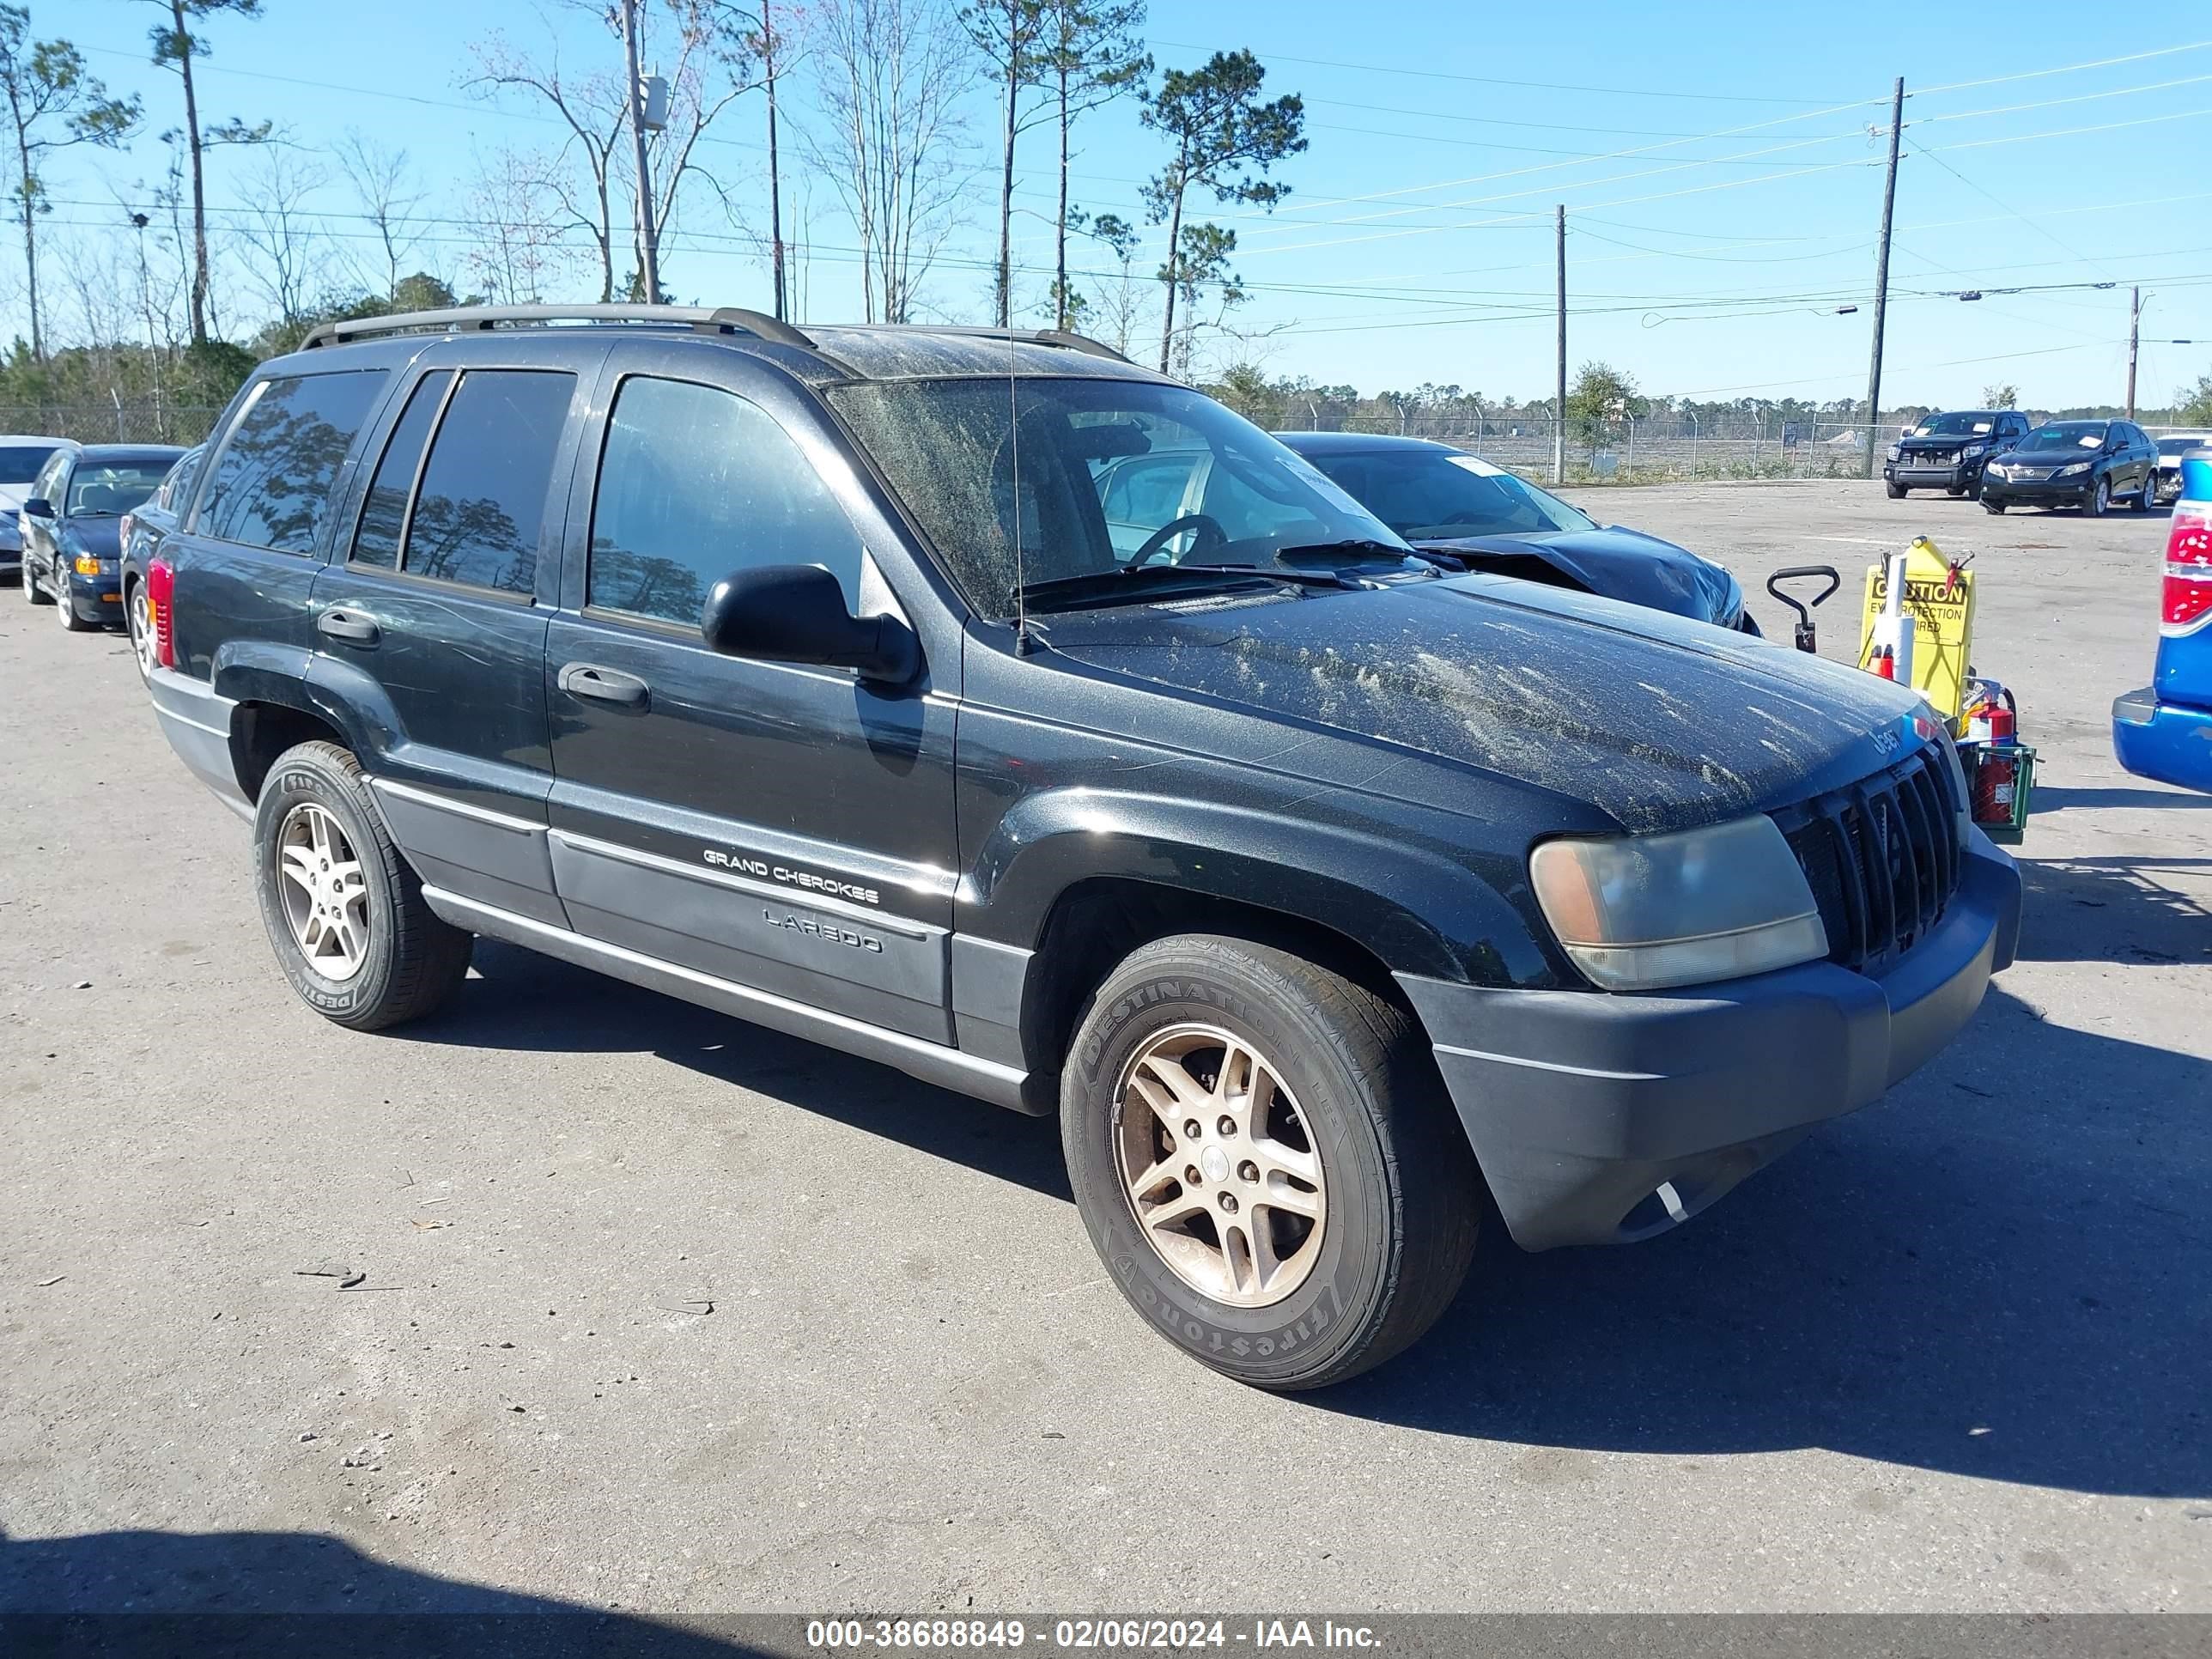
[1884,458,1976,489]
[1982,474,2094,507]
[60,570,122,621]
[2113,685,2212,793]
[1396,830,2022,1251]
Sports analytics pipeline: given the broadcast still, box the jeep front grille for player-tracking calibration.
[1772,748,1960,975]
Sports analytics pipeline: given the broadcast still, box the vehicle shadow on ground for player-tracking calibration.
[404,940,1073,1203]
[1322,982,2212,1499]
[399,935,2206,1502]
[0,1527,764,1655]
[2014,855,2212,964]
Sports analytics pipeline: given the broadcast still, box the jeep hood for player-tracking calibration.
[1038,574,1930,835]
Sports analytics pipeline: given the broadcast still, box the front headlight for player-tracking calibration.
[1529,814,1829,992]
[1886,444,1900,461]
[2057,461,2089,477]
[1962,443,1986,458]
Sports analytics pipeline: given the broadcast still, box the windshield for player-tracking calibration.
[2016,422,2106,453]
[0,443,57,484]
[1305,448,1595,539]
[66,462,172,515]
[827,377,1407,618]
[1912,413,1996,437]
[2160,436,2209,459]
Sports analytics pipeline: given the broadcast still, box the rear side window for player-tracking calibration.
[586,376,864,627]
[399,369,573,594]
[197,371,388,554]
[159,448,202,511]
[350,370,453,569]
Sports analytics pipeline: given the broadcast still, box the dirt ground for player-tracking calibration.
[2,479,2206,1625]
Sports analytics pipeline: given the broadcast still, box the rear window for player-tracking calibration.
[0,444,57,485]
[196,371,389,554]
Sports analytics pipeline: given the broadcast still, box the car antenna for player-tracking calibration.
[1006,330,1036,655]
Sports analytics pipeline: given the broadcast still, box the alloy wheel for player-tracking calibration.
[1114,1023,1328,1308]
[129,585,158,678]
[2090,477,2109,516]
[275,803,371,981]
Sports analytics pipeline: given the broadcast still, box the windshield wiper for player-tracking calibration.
[1018,562,1360,614]
[1273,538,1417,566]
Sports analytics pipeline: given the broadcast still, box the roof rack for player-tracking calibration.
[299,303,816,353]
[909,325,1134,365]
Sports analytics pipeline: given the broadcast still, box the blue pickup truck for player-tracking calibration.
[2113,450,2212,790]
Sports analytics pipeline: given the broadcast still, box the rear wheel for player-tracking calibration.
[1061,934,1480,1390]
[126,580,158,679]
[252,739,473,1031]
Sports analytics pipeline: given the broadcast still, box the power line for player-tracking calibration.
[1913,40,2212,98]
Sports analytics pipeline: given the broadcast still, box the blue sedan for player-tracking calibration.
[20,444,185,633]
[1274,431,1755,632]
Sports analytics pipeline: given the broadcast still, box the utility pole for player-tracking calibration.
[1553,204,1567,487]
[2126,286,2142,419]
[621,0,661,304]
[763,2,787,321]
[1862,76,1904,480]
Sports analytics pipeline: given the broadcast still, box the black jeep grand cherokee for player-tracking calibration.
[142,306,2021,1389]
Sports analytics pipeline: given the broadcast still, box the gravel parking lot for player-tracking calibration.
[2,479,2206,1620]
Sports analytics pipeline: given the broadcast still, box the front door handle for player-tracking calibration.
[317,607,380,646]
[558,662,650,709]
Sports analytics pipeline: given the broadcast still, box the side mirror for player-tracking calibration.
[23,496,53,519]
[701,563,920,687]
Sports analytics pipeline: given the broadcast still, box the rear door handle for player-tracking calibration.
[317,607,380,646]
[558,662,650,709]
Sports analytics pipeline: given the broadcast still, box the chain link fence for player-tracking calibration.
[1325,411,1888,483]
[1,405,226,447]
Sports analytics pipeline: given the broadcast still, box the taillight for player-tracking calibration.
[147,556,176,670]
[2162,501,2212,636]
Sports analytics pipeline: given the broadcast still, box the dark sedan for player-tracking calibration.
[20,444,187,631]
[1273,430,1753,631]
[1979,419,2160,516]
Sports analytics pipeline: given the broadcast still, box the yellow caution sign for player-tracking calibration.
[1858,535,1976,723]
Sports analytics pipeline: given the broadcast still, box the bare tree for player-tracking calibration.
[463,143,586,304]
[958,0,1045,328]
[805,0,973,323]
[142,0,266,344]
[334,131,424,301]
[235,145,331,327]
[0,8,140,359]
[471,3,757,305]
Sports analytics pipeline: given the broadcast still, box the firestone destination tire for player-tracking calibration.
[1061,934,1480,1390]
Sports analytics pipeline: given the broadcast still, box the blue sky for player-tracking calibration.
[31,0,2212,410]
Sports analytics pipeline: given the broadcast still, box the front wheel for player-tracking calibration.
[1983,499,2007,514]
[1061,934,1480,1390]
[1885,482,1906,500]
[2087,477,2110,517]
[252,739,473,1031]
[54,578,94,633]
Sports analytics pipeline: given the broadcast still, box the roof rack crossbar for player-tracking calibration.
[299,302,817,353]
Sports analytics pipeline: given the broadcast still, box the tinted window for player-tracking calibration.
[1314,449,1594,538]
[0,444,56,484]
[587,376,864,627]
[350,370,453,569]
[198,371,388,553]
[402,369,573,594]
[160,447,203,511]
[67,461,172,515]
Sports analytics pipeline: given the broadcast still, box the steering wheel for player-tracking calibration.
[1131,513,1228,567]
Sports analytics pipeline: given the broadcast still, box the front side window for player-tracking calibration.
[402,369,573,594]
[586,376,866,628]
[197,370,389,553]
[827,377,1404,618]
